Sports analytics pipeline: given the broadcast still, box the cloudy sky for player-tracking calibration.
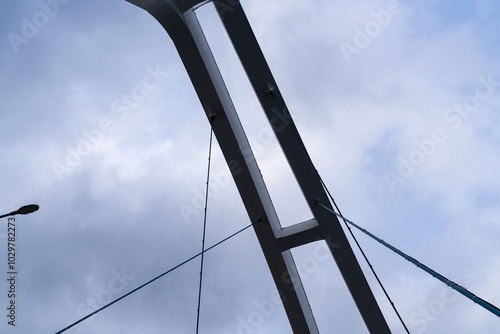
[1,0,500,333]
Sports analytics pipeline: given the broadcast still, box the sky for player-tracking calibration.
[1,0,500,333]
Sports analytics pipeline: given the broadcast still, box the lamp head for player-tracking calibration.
[17,204,39,215]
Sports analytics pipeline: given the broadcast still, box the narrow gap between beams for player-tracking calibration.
[194,2,313,228]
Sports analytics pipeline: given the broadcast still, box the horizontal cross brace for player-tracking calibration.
[277,219,322,251]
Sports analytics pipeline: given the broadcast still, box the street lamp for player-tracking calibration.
[0,204,39,219]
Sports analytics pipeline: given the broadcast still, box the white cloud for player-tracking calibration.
[0,0,499,333]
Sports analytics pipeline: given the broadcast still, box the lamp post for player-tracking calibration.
[0,204,39,219]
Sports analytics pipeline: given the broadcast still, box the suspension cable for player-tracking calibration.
[319,178,411,334]
[196,119,214,334]
[268,89,410,332]
[315,199,500,319]
[54,218,260,334]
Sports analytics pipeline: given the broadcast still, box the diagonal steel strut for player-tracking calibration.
[125,1,391,333]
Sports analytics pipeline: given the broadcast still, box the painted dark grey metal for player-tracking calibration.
[125,0,318,332]
[216,0,390,333]
[125,0,390,333]
[213,2,391,332]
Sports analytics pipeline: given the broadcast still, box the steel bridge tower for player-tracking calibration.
[126,1,391,332]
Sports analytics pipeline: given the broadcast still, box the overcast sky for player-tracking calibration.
[1,0,500,333]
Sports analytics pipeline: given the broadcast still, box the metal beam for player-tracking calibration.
[125,0,391,332]
[212,1,391,333]
[125,0,319,332]
[276,218,322,251]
